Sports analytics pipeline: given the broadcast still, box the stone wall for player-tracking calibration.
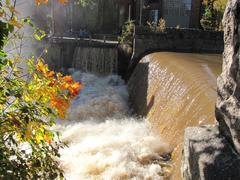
[132,26,223,59]
[127,26,224,77]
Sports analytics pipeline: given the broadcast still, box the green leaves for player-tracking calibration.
[20,17,47,41]
[0,1,69,179]
[0,21,10,48]
[0,50,8,70]
[200,0,227,31]
[77,0,96,7]
[118,20,135,44]
[33,28,46,41]
[0,50,7,60]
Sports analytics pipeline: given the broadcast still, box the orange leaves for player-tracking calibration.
[61,76,82,97]
[61,79,82,97]
[69,82,82,97]
[57,0,68,4]
[51,79,82,118]
[63,75,73,84]
[36,60,55,77]
[34,59,82,119]
[44,134,52,144]
[8,18,23,29]
[35,0,48,5]
[35,0,68,5]
[47,71,55,77]
[50,97,70,119]
[36,60,48,74]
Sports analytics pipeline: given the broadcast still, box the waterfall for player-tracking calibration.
[72,47,118,75]
[128,52,222,178]
[55,71,172,179]
[54,52,221,179]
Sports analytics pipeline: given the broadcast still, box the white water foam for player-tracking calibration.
[56,71,171,180]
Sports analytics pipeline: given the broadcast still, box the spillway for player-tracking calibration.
[55,71,172,179]
[55,52,222,179]
[128,52,222,179]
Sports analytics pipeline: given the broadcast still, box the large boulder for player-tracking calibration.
[182,126,240,180]
[215,0,240,154]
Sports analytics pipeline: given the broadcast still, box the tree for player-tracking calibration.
[200,0,227,31]
[0,0,83,179]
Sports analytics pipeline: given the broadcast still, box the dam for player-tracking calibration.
[33,2,224,178]
[128,52,222,178]
[4,0,240,179]
[52,52,222,179]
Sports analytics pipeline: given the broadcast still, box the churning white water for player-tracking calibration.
[55,71,172,180]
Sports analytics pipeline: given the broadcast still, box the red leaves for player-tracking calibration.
[34,60,83,119]
[61,80,82,97]
[50,97,70,119]
[63,75,73,84]
[61,75,83,97]
[69,82,82,97]
[53,79,82,118]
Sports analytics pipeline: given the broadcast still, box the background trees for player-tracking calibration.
[200,0,227,31]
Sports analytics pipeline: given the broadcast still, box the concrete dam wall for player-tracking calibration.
[132,27,224,60]
[127,52,222,179]
[43,38,118,75]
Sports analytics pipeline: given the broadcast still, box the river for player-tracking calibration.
[55,71,172,180]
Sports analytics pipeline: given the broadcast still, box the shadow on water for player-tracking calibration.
[127,62,155,116]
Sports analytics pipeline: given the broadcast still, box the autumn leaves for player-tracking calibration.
[35,60,83,119]
[35,0,69,5]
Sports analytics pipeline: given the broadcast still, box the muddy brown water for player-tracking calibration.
[128,52,222,179]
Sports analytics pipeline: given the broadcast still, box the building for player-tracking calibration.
[135,0,202,28]
[51,0,202,35]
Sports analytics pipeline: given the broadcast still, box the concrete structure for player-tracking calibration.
[42,27,223,78]
[127,26,223,77]
[43,36,118,74]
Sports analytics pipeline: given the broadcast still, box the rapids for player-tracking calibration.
[55,71,172,180]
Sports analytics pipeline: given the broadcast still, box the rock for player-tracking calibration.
[182,1,240,179]
[182,126,240,180]
[215,0,240,154]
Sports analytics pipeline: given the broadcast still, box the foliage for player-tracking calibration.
[0,0,82,179]
[201,5,215,30]
[147,18,166,33]
[35,0,96,6]
[200,0,227,31]
[118,20,135,44]
[76,0,96,6]
[35,0,68,5]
